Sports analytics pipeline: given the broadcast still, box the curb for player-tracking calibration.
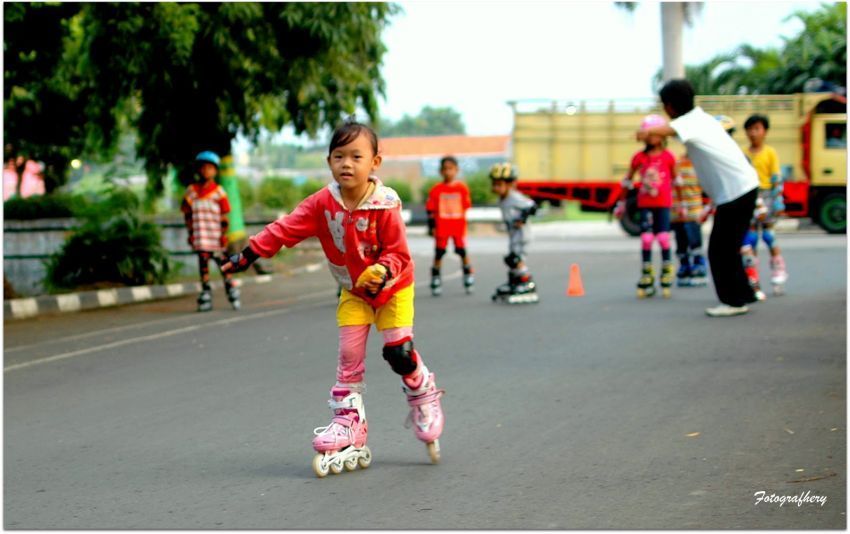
[3,261,326,321]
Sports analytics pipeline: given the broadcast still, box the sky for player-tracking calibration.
[378,0,824,135]
[254,0,827,149]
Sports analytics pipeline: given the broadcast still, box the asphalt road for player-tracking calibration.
[4,230,846,529]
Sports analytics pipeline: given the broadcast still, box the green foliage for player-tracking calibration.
[3,193,82,220]
[654,3,846,94]
[379,106,466,138]
[4,3,88,193]
[419,177,441,204]
[466,172,497,205]
[237,178,256,208]
[72,2,398,195]
[382,179,413,204]
[300,178,327,199]
[258,176,299,211]
[45,188,171,290]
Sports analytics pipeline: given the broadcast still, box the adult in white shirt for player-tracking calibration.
[638,79,759,317]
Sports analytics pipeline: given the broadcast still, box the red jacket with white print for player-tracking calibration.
[248,177,414,308]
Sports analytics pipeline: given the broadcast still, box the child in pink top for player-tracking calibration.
[223,121,445,475]
[623,115,677,298]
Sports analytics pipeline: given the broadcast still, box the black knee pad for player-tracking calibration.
[382,339,417,376]
[455,247,467,259]
[434,247,447,260]
[504,252,522,269]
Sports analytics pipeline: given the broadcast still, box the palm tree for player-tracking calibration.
[616,2,704,82]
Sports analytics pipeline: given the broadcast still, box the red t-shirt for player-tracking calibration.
[425,181,472,237]
[630,149,675,208]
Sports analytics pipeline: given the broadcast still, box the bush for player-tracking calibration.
[45,189,171,291]
[3,192,84,220]
[382,179,413,204]
[237,178,256,208]
[467,172,498,205]
[299,178,327,199]
[419,178,441,204]
[258,176,299,211]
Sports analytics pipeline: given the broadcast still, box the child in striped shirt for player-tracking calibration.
[181,151,240,312]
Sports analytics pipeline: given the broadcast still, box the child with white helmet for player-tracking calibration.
[623,114,677,298]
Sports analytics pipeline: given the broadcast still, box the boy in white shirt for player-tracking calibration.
[637,79,759,317]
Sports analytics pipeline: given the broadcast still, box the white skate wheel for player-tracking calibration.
[344,456,358,471]
[329,459,344,474]
[427,440,441,464]
[358,446,372,469]
[312,454,330,478]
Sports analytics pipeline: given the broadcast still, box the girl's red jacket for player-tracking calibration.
[249,177,414,308]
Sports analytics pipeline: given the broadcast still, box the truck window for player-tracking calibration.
[825,123,846,149]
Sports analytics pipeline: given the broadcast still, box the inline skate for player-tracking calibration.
[430,268,442,297]
[743,254,766,301]
[462,265,475,295]
[659,261,674,298]
[676,255,692,287]
[311,386,371,478]
[690,255,708,287]
[770,255,788,296]
[197,286,213,312]
[225,281,241,310]
[636,263,656,298]
[492,273,539,304]
[402,369,445,464]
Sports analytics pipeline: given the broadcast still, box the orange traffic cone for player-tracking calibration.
[566,263,585,297]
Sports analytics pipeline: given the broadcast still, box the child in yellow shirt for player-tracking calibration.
[742,114,788,297]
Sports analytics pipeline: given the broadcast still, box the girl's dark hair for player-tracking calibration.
[440,155,458,167]
[659,79,695,116]
[328,119,379,155]
[744,114,770,130]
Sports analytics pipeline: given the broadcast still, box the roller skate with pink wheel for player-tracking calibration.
[402,368,445,464]
[770,255,788,296]
[311,385,372,478]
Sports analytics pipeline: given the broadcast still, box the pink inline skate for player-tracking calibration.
[311,385,371,477]
[770,255,788,296]
[402,368,445,464]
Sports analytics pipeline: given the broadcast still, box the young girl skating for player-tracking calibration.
[624,115,677,298]
[223,121,445,476]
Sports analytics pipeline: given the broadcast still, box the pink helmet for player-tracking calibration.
[640,114,667,131]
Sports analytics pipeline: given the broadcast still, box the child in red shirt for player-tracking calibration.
[624,115,677,298]
[223,121,445,476]
[181,151,240,312]
[425,155,474,295]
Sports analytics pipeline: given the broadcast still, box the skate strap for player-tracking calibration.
[313,416,355,436]
[406,388,445,407]
[328,395,361,412]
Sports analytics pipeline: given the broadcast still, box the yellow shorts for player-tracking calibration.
[337,284,415,330]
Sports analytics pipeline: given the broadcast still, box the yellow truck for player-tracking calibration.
[509,92,847,234]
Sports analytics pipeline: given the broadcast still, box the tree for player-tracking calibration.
[615,2,703,83]
[379,106,466,137]
[74,2,398,194]
[651,3,846,95]
[4,2,88,194]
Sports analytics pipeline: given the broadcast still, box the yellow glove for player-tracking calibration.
[355,264,388,294]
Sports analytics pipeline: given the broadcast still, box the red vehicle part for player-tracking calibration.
[516,181,623,210]
[782,181,809,218]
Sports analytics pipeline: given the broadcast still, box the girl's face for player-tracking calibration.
[327,132,382,192]
[198,163,217,182]
[645,133,664,148]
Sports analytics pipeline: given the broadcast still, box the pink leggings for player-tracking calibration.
[337,325,415,384]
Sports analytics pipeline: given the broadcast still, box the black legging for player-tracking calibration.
[708,188,758,307]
